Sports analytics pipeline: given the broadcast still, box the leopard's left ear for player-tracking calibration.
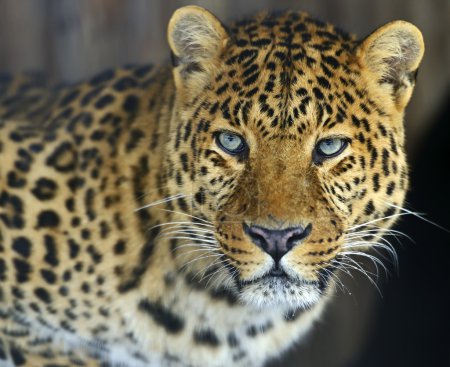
[168,6,229,92]
[356,21,424,110]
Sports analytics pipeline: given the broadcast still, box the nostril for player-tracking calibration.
[249,232,268,250]
[286,223,312,250]
[243,223,267,249]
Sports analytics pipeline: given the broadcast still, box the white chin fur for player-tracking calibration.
[238,277,322,310]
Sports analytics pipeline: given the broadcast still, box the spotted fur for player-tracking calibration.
[0,6,424,367]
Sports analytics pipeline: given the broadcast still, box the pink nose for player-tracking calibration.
[243,223,312,263]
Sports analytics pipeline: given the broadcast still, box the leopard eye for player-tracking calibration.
[314,137,348,162]
[216,131,247,155]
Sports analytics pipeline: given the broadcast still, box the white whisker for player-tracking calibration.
[348,211,410,231]
[385,202,449,233]
[340,250,388,276]
[158,208,212,225]
[134,194,190,212]
[147,221,214,235]
[337,254,382,295]
[160,226,214,235]
[161,235,217,244]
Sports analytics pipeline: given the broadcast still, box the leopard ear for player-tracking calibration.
[168,6,229,91]
[356,21,424,109]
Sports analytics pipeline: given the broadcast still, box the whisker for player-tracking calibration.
[203,261,231,287]
[175,247,221,259]
[172,244,217,253]
[147,221,214,234]
[336,254,382,295]
[385,202,449,233]
[158,208,212,225]
[348,211,412,231]
[160,235,217,244]
[197,257,228,283]
[159,228,214,240]
[134,194,190,212]
[177,252,223,269]
[159,226,214,235]
[342,241,398,269]
[319,267,348,294]
[340,250,387,274]
[345,227,412,242]
[343,240,396,255]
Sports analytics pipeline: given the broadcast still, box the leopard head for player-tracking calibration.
[164,6,424,310]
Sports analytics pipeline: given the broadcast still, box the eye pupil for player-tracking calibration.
[226,135,235,142]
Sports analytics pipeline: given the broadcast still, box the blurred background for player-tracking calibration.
[0,0,449,366]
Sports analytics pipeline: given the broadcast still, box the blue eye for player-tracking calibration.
[314,137,348,162]
[216,131,247,155]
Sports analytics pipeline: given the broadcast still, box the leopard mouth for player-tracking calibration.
[238,266,299,286]
[235,265,330,310]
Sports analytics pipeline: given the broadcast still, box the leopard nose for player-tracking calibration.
[243,223,312,263]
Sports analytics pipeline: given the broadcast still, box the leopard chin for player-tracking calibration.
[238,275,325,310]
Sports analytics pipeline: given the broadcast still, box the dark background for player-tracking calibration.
[0,1,449,366]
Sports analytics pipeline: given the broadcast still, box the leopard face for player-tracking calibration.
[165,7,424,310]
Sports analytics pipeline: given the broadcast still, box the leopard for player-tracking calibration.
[0,5,424,367]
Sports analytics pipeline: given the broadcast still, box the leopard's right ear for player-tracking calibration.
[168,6,229,91]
